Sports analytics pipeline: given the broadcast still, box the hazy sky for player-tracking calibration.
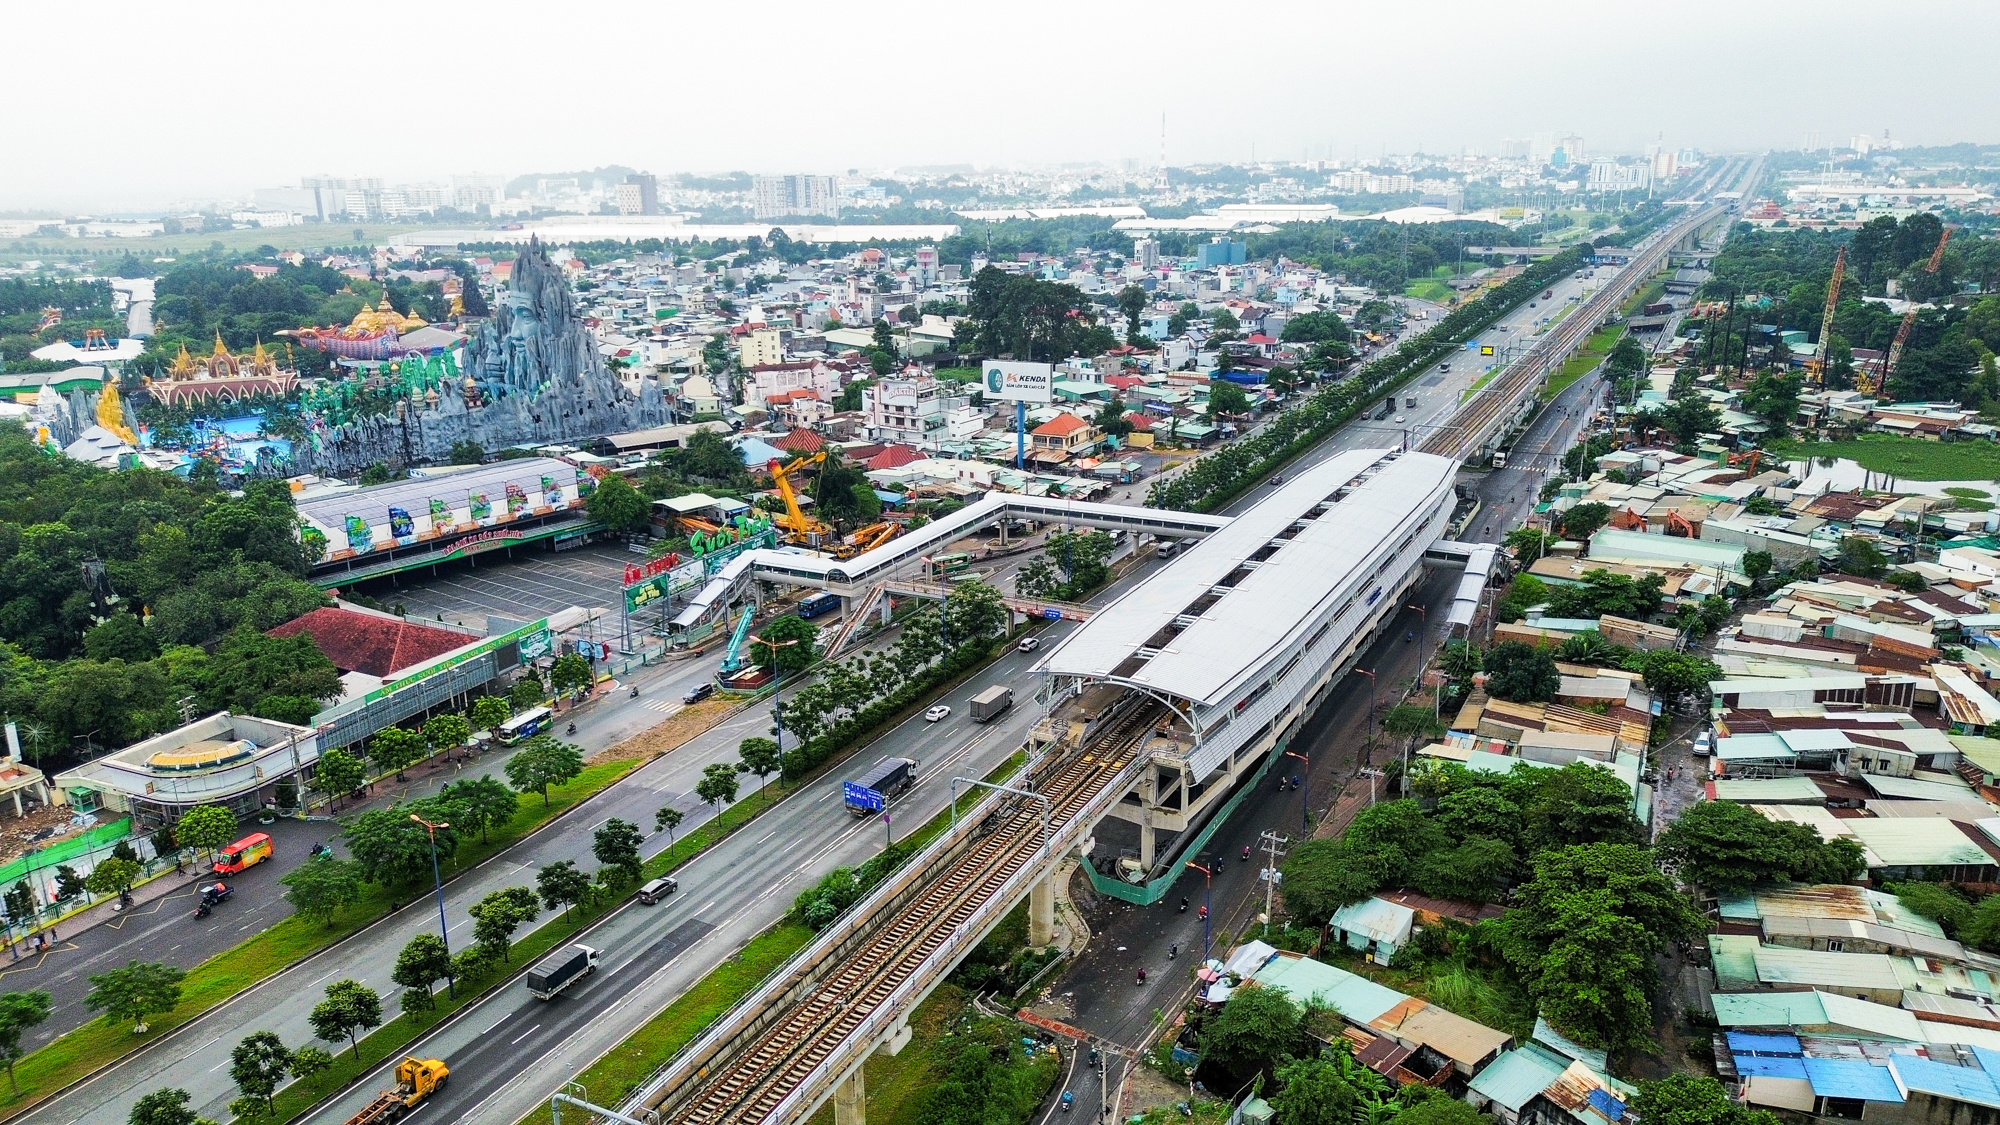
[9,0,1994,212]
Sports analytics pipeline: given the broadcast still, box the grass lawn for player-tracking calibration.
[1543,324,1626,401]
[1404,279,1455,304]
[801,987,967,1125]
[0,759,644,1121]
[1764,435,2000,483]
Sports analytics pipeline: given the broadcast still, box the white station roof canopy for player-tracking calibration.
[1040,449,1458,708]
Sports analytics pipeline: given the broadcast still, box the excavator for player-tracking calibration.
[1665,509,1699,539]
[1726,449,1762,475]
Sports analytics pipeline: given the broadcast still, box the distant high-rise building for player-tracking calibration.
[1555,134,1586,165]
[451,173,506,211]
[752,175,840,220]
[1134,238,1160,270]
[300,176,385,221]
[913,245,939,287]
[618,173,660,216]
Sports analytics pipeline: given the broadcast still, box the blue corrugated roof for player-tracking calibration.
[1734,1054,1808,1079]
[1892,1055,2000,1108]
[1803,1058,1903,1103]
[1587,1089,1627,1120]
[1728,1032,1804,1055]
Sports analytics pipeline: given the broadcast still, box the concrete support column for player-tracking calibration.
[1029,873,1057,947]
[1138,820,1156,869]
[834,1066,866,1125]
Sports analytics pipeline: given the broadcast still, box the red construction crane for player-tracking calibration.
[1864,227,1952,396]
[1805,246,1845,388]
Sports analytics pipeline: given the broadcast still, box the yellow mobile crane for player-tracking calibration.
[766,453,834,545]
[1864,227,1952,397]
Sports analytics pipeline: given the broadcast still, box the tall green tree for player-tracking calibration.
[0,990,51,1093]
[308,980,382,1061]
[469,696,511,732]
[503,736,584,805]
[1200,984,1301,1089]
[423,713,472,753]
[696,761,740,812]
[592,818,644,883]
[312,748,365,810]
[280,858,363,925]
[468,886,539,962]
[229,1030,293,1116]
[439,775,519,843]
[1494,843,1701,1051]
[536,860,593,922]
[584,472,650,533]
[174,805,238,862]
[391,933,454,1011]
[1658,800,1865,893]
[368,726,426,777]
[86,960,186,1034]
[1483,642,1560,703]
[126,1087,217,1125]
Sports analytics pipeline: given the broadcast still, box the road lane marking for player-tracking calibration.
[482,1015,509,1034]
[510,1024,541,1044]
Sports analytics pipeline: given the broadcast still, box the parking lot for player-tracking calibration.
[372,541,637,628]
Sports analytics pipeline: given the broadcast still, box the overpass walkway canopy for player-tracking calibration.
[671,491,1230,628]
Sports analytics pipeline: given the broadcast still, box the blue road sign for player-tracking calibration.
[843,782,885,811]
[1042,608,1062,620]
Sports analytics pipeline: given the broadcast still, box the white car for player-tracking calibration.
[1691,730,1713,757]
[1017,637,1042,653]
[924,705,952,723]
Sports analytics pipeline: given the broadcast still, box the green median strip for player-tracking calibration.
[512,749,1028,1125]
[1543,323,1626,402]
[0,758,645,1122]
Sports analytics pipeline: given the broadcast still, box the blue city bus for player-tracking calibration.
[798,591,842,619]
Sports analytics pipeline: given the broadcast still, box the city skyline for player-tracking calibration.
[6,0,1994,212]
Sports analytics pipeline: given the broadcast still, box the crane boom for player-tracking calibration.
[1806,246,1846,387]
[1866,227,1952,396]
[766,452,830,542]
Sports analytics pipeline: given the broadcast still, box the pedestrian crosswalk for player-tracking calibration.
[642,699,685,716]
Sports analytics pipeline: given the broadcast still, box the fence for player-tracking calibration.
[1084,739,1286,906]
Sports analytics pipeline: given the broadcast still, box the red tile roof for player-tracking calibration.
[864,444,925,470]
[268,607,473,679]
[775,429,826,453]
[1033,413,1090,437]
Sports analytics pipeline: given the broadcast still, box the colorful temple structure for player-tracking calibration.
[287,294,431,360]
[144,334,300,406]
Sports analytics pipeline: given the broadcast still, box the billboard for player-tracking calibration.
[982,361,1053,404]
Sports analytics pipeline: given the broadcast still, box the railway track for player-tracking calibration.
[656,703,1162,1125]
[1421,162,1747,462]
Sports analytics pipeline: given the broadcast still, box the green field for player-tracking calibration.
[1764,436,2000,483]
[0,224,468,265]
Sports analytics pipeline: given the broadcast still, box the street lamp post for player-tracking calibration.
[410,814,455,998]
[1353,667,1378,751]
[748,634,800,787]
[1283,749,1309,835]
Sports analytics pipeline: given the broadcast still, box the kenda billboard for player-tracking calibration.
[983,361,1053,403]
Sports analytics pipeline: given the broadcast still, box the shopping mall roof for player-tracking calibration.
[1039,449,1456,708]
[294,457,579,530]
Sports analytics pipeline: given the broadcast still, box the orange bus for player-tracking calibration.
[213,832,274,874]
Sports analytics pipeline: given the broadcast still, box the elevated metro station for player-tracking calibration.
[1032,447,1459,900]
[622,448,1477,1125]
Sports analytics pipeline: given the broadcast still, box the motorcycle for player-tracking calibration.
[630,686,640,698]
[566,722,578,736]
[1062,1093,1075,1114]
[1178,897,1188,914]
[309,843,333,861]
[1241,846,1251,861]
[1136,968,1148,985]
[1169,943,1179,960]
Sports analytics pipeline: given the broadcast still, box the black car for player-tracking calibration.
[683,682,717,705]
